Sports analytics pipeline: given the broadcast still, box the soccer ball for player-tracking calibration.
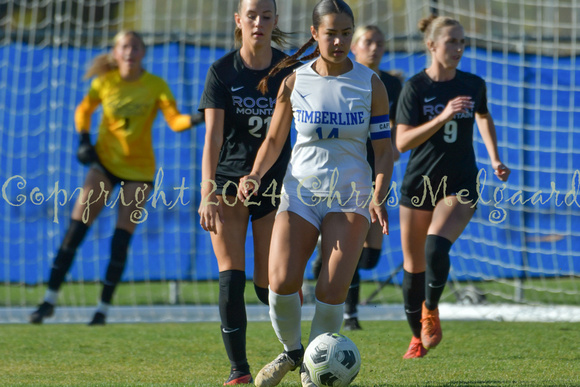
[303,332,361,387]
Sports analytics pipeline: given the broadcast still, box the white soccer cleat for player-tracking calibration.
[255,351,302,387]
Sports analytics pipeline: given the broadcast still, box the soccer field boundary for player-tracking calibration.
[2,303,579,324]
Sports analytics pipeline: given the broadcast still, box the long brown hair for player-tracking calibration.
[257,0,355,93]
[234,0,290,48]
[83,30,146,79]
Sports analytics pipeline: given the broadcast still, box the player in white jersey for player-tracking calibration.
[327,24,404,331]
[238,1,394,386]
[282,59,377,206]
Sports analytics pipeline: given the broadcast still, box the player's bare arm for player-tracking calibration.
[238,73,295,201]
[397,95,474,153]
[475,112,510,181]
[199,108,225,233]
[369,73,393,235]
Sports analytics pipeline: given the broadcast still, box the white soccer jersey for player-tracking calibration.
[283,59,379,201]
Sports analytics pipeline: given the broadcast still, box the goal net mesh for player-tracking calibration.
[0,0,578,323]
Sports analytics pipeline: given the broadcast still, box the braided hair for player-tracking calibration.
[258,0,354,93]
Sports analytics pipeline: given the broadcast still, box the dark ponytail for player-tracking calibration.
[258,0,354,94]
[257,38,320,94]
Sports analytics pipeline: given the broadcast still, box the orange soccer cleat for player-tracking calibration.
[420,301,442,349]
[224,371,253,385]
[403,336,428,359]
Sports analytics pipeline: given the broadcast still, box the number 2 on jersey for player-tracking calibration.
[443,120,458,143]
[248,116,272,138]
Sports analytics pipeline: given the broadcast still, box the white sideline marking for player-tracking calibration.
[439,304,580,322]
[2,303,579,324]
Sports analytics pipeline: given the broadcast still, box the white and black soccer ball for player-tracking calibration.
[303,332,361,387]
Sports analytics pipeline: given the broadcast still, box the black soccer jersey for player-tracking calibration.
[366,70,403,176]
[198,48,295,178]
[379,70,403,123]
[396,69,488,200]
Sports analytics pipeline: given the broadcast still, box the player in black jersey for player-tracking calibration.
[197,0,296,385]
[344,24,403,331]
[351,25,403,161]
[396,15,510,359]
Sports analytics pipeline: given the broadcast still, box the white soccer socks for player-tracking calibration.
[269,288,303,352]
[308,298,344,344]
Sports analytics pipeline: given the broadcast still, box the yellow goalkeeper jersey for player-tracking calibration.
[74,69,191,181]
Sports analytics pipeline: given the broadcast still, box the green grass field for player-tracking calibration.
[2,279,578,385]
[1,319,578,386]
[2,277,578,307]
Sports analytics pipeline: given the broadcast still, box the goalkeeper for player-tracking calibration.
[29,30,202,326]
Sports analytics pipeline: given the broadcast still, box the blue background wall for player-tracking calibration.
[1,44,579,285]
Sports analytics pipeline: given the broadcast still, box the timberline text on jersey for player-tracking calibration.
[295,110,366,126]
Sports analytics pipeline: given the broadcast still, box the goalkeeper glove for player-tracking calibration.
[77,132,98,165]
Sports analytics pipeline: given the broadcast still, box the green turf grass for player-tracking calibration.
[0,320,578,386]
[2,277,578,307]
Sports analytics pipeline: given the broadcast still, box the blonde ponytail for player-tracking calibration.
[83,53,117,79]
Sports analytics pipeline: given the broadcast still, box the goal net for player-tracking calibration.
[0,0,578,324]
